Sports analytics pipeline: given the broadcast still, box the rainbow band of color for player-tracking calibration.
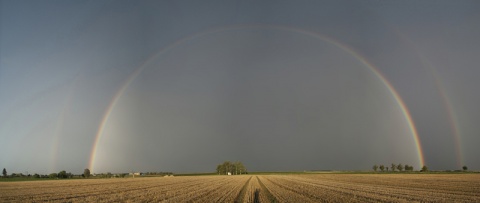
[389,26,462,168]
[89,25,425,172]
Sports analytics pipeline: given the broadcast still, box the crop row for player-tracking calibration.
[1,174,479,202]
[0,176,248,202]
[261,174,480,202]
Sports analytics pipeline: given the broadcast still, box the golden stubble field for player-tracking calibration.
[1,174,479,202]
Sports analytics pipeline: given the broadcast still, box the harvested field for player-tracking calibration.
[1,174,479,202]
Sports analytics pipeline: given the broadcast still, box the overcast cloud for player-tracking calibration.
[1,0,479,174]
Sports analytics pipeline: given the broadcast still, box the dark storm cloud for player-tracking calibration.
[1,0,479,174]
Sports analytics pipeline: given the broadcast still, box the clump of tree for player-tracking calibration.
[216,161,246,175]
[84,168,90,178]
[57,170,73,179]
[397,164,403,172]
[374,163,414,172]
[391,163,396,172]
[421,165,428,172]
[462,166,468,171]
[58,171,68,179]
[144,172,173,176]
[49,173,58,178]
[2,168,7,178]
[97,172,113,178]
[44,171,73,179]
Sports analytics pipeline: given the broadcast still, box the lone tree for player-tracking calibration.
[462,166,468,171]
[84,168,91,178]
[2,168,6,177]
[379,165,385,172]
[373,165,378,172]
[421,165,428,172]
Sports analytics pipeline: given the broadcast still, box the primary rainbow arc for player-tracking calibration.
[89,25,425,172]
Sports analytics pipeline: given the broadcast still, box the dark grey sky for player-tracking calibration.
[1,0,479,174]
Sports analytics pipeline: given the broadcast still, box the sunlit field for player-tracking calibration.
[2,2,480,203]
[1,174,479,202]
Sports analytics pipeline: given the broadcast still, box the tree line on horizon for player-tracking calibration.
[2,164,472,179]
[1,168,173,179]
[372,164,469,172]
[1,168,76,179]
[372,164,416,172]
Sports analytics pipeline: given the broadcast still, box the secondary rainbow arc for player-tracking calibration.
[390,27,462,168]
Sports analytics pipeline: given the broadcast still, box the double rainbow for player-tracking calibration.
[89,25,425,172]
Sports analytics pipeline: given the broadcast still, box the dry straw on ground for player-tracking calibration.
[1,174,479,202]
